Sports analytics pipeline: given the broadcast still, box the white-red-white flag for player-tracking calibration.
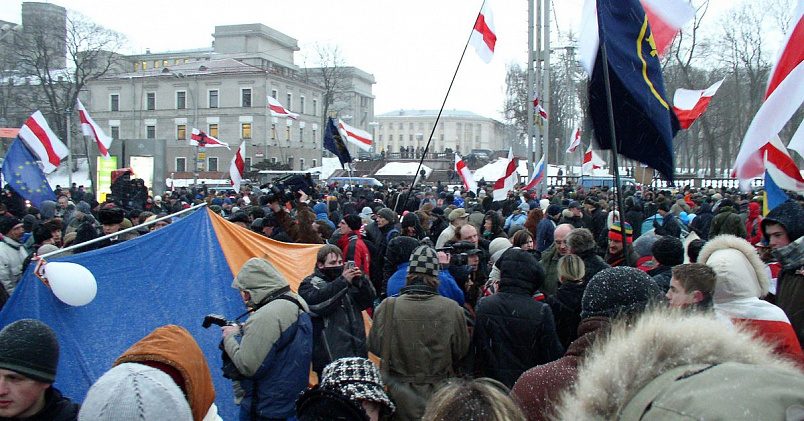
[469,3,497,63]
[190,128,230,149]
[582,144,606,174]
[454,153,478,192]
[566,128,582,153]
[18,110,69,173]
[579,0,695,75]
[672,79,724,129]
[76,99,112,159]
[230,141,246,191]
[733,4,803,187]
[266,96,299,120]
[337,119,373,152]
[492,148,518,201]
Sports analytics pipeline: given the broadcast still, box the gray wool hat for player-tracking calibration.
[581,267,662,319]
[79,363,192,421]
[376,207,398,224]
[0,319,59,383]
[407,245,440,278]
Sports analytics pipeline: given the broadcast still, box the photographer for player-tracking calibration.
[385,237,465,306]
[222,257,313,420]
[298,245,375,377]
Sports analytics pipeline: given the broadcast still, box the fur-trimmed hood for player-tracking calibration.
[555,310,802,420]
[698,234,769,303]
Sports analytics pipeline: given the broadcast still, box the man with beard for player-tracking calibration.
[605,222,638,267]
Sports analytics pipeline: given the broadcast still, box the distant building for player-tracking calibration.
[374,109,506,156]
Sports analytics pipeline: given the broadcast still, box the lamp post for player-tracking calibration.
[368,121,379,156]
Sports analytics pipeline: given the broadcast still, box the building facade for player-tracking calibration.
[374,109,506,156]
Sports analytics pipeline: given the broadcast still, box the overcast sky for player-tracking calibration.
[1,0,744,121]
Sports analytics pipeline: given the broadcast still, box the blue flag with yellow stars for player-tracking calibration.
[323,117,352,168]
[588,0,680,182]
[2,137,56,207]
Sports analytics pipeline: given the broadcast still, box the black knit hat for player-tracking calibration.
[0,319,59,383]
[376,208,398,224]
[400,212,418,229]
[0,216,22,235]
[652,235,684,266]
[343,214,362,231]
[227,212,250,225]
[98,208,125,225]
[581,267,662,319]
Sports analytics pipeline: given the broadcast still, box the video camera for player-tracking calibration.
[202,314,246,380]
[437,241,481,267]
[202,314,235,329]
[260,173,316,204]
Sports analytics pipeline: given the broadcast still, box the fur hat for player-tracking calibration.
[400,212,419,229]
[343,214,363,231]
[698,234,769,303]
[581,267,662,319]
[408,245,439,278]
[651,236,684,266]
[0,319,59,383]
[320,357,395,414]
[376,208,398,224]
[79,363,192,421]
[98,208,125,225]
[0,216,21,235]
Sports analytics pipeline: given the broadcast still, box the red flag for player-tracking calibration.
[672,79,724,129]
[470,3,496,63]
[191,128,230,149]
[229,141,246,191]
[18,111,69,173]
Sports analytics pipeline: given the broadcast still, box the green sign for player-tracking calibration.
[96,156,118,202]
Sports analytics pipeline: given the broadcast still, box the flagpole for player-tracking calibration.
[598,11,631,267]
[394,0,487,213]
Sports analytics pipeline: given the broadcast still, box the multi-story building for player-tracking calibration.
[374,109,506,156]
[84,23,374,192]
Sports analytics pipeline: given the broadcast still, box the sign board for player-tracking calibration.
[96,156,118,202]
[130,156,154,190]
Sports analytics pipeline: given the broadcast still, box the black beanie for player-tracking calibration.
[32,224,53,245]
[98,208,125,225]
[228,212,250,225]
[343,214,362,231]
[581,267,662,319]
[0,319,59,383]
[652,235,684,266]
[0,216,21,235]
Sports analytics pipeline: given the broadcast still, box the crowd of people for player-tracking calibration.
[0,178,802,420]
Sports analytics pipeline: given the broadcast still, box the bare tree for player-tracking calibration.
[302,44,352,130]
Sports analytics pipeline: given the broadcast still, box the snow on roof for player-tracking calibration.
[375,161,432,177]
[307,157,342,180]
[46,158,91,188]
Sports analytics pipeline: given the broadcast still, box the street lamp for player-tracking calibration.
[368,121,379,155]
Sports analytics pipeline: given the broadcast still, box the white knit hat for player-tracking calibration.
[79,363,192,421]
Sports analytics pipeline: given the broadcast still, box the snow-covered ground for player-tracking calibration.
[375,161,432,177]
[307,157,342,180]
[46,158,92,188]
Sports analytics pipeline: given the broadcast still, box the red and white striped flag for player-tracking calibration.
[266,96,299,120]
[469,3,497,63]
[230,141,246,191]
[337,119,373,152]
[190,128,230,149]
[582,144,605,174]
[733,4,803,188]
[454,153,478,192]
[18,111,69,173]
[76,99,112,159]
[672,79,724,129]
[532,92,548,121]
[493,148,518,201]
[566,128,582,153]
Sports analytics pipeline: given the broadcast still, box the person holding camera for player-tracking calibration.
[222,257,313,421]
[299,245,375,378]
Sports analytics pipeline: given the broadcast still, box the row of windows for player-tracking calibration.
[173,157,316,172]
[114,123,317,142]
[109,90,317,114]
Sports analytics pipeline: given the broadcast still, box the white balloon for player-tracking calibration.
[45,262,97,306]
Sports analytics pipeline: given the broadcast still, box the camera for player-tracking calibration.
[261,173,316,204]
[202,314,247,380]
[202,314,234,329]
[437,241,480,267]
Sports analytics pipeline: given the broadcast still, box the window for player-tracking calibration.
[209,90,219,108]
[270,157,277,164]
[175,157,186,172]
[110,126,120,140]
[389,134,394,141]
[398,123,403,129]
[286,93,293,111]
[140,61,147,70]
[153,60,159,68]
[146,92,155,110]
[409,122,414,129]
[208,157,219,172]
[286,126,291,141]
[176,124,186,140]
[299,158,305,169]
[244,157,252,170]
[176,91,186,109]
[300,96,305,114]
[379,134,383,142]
[241,123,252,139]
[299,128,304,142]
[312,129,316,143]
[312,159,317,167]
[241,88,252,107]
[271,123,276,140]
[110,94,119,112]
[271,89,278,100]
[146,125,156,139]
[208,123,218,138]
[312,99,318,116]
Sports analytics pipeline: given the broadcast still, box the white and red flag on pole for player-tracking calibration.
[578,0,695,75]
[492,148,518,201]
[524,155,546,191]
[566,128,582,153]
[337,119,373,152]
[469,2,497,63]
[76,99,112,159]
[266,96,299,120]
[582,144,606,174]
[190,128,230,149]
[672,79,725,129]
[229,141,246,191]
[18,110,69,174]
[532,92,548,121]
[733,4,803,190]
[454,153,478,192]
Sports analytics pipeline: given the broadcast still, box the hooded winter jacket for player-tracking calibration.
[745,201,763,244]
[0,236,29,296]
[710,206,748,239]
[224,258,313,420]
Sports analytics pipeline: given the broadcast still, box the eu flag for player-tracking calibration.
[589,0,680,182]
[2,138,56,207]
[323,117,352,168]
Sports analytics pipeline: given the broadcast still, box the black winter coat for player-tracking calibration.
[689,203,714,240]
[648,265,673,293]
[546,281,587,349]
[16,387,80,421]
[577,250,611,283]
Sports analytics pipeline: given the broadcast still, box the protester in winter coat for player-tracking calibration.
[368,246,470,421]
[699,235,803,363]
[648,235,685,293]
[689,201,715,240]
[422,378,525,421]
[312,202,335,231]
[336,215,371,274]
[745,201,763,244]
[510,267,663,421]
[709,199,748,239]
[471,248,563,388]
[299,245,375,376]
[761,201,804,346]
[555,310,804,420]
[546,254,586,349]
[539,224,574,296]
[566,228,610,283]
[223,258,313,420]
[0,216,28,298]
[482,211,507,240]
[535,205,561,253]
[503,202,529,235]
[623,197,644,239]
[604,221,638,267]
